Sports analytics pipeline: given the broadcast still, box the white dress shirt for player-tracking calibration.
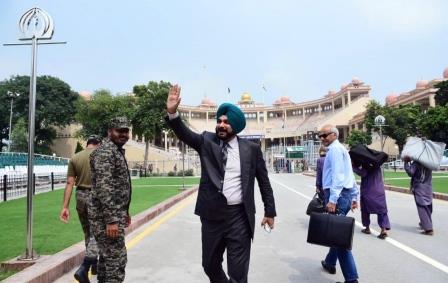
[168,111,243,205]
[222,137,243,205]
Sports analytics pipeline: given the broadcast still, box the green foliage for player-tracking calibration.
[418,105,448,145]
[75,141,84,154]
[10,118,28,152]
[167,171,176,176]
[434,81,448,106]
[383,105,421,153]
[177,169,194,176]
[0,75,78,153]
[364,101,421,153]
[132,81,172,144]
[75,89,135,138]
[364,100,384,133]
[346,130,372,148]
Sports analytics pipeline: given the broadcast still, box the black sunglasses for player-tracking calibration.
[318,132,333,139]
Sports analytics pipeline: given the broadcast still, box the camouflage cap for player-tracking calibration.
[109,116,130,129]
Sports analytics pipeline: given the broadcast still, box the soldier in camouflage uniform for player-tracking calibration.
[88,117,132,283]
[60,135,102,283]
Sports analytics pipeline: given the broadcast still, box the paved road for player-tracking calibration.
[56,173,448,282]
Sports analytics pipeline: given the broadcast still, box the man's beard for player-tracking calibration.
[215,127,235,141]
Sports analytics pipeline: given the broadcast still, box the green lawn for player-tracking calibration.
[356,170,448,194]
[0,177,199,264]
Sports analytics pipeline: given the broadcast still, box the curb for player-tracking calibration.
[2,186,198,283]
[301,172,448,201]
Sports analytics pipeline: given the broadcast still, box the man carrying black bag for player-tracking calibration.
[318,125,359,283]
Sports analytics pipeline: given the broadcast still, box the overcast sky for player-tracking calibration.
[1,0,447,106]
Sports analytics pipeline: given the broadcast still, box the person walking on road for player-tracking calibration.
[166,84,277,283]
[315,146,327,200]
[352,165,391,239]
[60,135,101,283]
[403,156,434,235]
[319,125,359,283]
[89,117,132,283]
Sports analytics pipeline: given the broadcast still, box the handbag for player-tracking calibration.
[307,212,355,250]
[306,193,325,215]
[349,144,388,169]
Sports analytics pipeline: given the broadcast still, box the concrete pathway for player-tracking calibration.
[55,173,448,282]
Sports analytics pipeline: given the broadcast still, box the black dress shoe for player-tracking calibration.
[321,260,336,274]
[91,263,97,275]
[74,265,90,283]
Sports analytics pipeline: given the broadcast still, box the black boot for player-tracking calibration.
[91,258,98,275]
[74,265,90,283]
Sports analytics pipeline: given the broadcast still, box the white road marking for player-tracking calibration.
[270,178,448,275]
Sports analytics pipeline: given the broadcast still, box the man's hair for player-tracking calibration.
[321,124,339,137]
[330,127,339,137]
[86,135,102,146]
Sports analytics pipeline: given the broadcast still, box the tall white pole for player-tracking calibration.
[8,97,14,152]
[25,36,38,259]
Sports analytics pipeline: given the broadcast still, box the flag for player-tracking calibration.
[227,87,231,93]
[262,85,267,92]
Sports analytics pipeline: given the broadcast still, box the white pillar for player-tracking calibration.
[164,131,168,151]
[429,94,436,107]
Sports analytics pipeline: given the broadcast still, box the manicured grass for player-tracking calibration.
[0,269,17,281]
[355,170,448,194]
[385,177,448,194]
[0,177,199,264]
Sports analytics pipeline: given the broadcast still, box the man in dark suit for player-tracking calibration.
[166,85,276,283]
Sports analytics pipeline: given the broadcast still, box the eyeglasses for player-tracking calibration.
[318,132,333,139]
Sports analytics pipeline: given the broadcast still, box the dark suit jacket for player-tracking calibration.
[166,115,276,237]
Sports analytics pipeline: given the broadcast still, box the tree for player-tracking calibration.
[418,105,448,145]
[434,81,448,106]
[364,100,384,133]
[132,81,172,169]
[10,117,28,152]
[75,89,135,138]
[0,75,79,154]
[382,104,422,154]
[346,130,372,148]
[364,100,421,154]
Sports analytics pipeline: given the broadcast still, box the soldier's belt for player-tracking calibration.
[76,186,91,191]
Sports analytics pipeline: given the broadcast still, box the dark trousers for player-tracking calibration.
[201,204,252,283]
[361,210,391,230]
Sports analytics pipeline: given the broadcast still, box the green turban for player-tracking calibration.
[216,103,246,134]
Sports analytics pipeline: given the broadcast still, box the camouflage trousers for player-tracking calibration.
[76,189,99,259]
[89,216,127,283]
[95,232,127,283]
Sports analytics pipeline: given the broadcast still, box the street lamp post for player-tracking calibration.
[6,91,20,152]
[375,115,387,178]
[374,115,386,152]
[4,7,66,261]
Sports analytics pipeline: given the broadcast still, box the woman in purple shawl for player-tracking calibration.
[352,165,391,239]
[315,146,327,200]
[403,156,434,235]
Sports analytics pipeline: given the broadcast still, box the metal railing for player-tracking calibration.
[0,172,66,202]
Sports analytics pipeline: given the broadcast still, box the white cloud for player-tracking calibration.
[354,0,445,34]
